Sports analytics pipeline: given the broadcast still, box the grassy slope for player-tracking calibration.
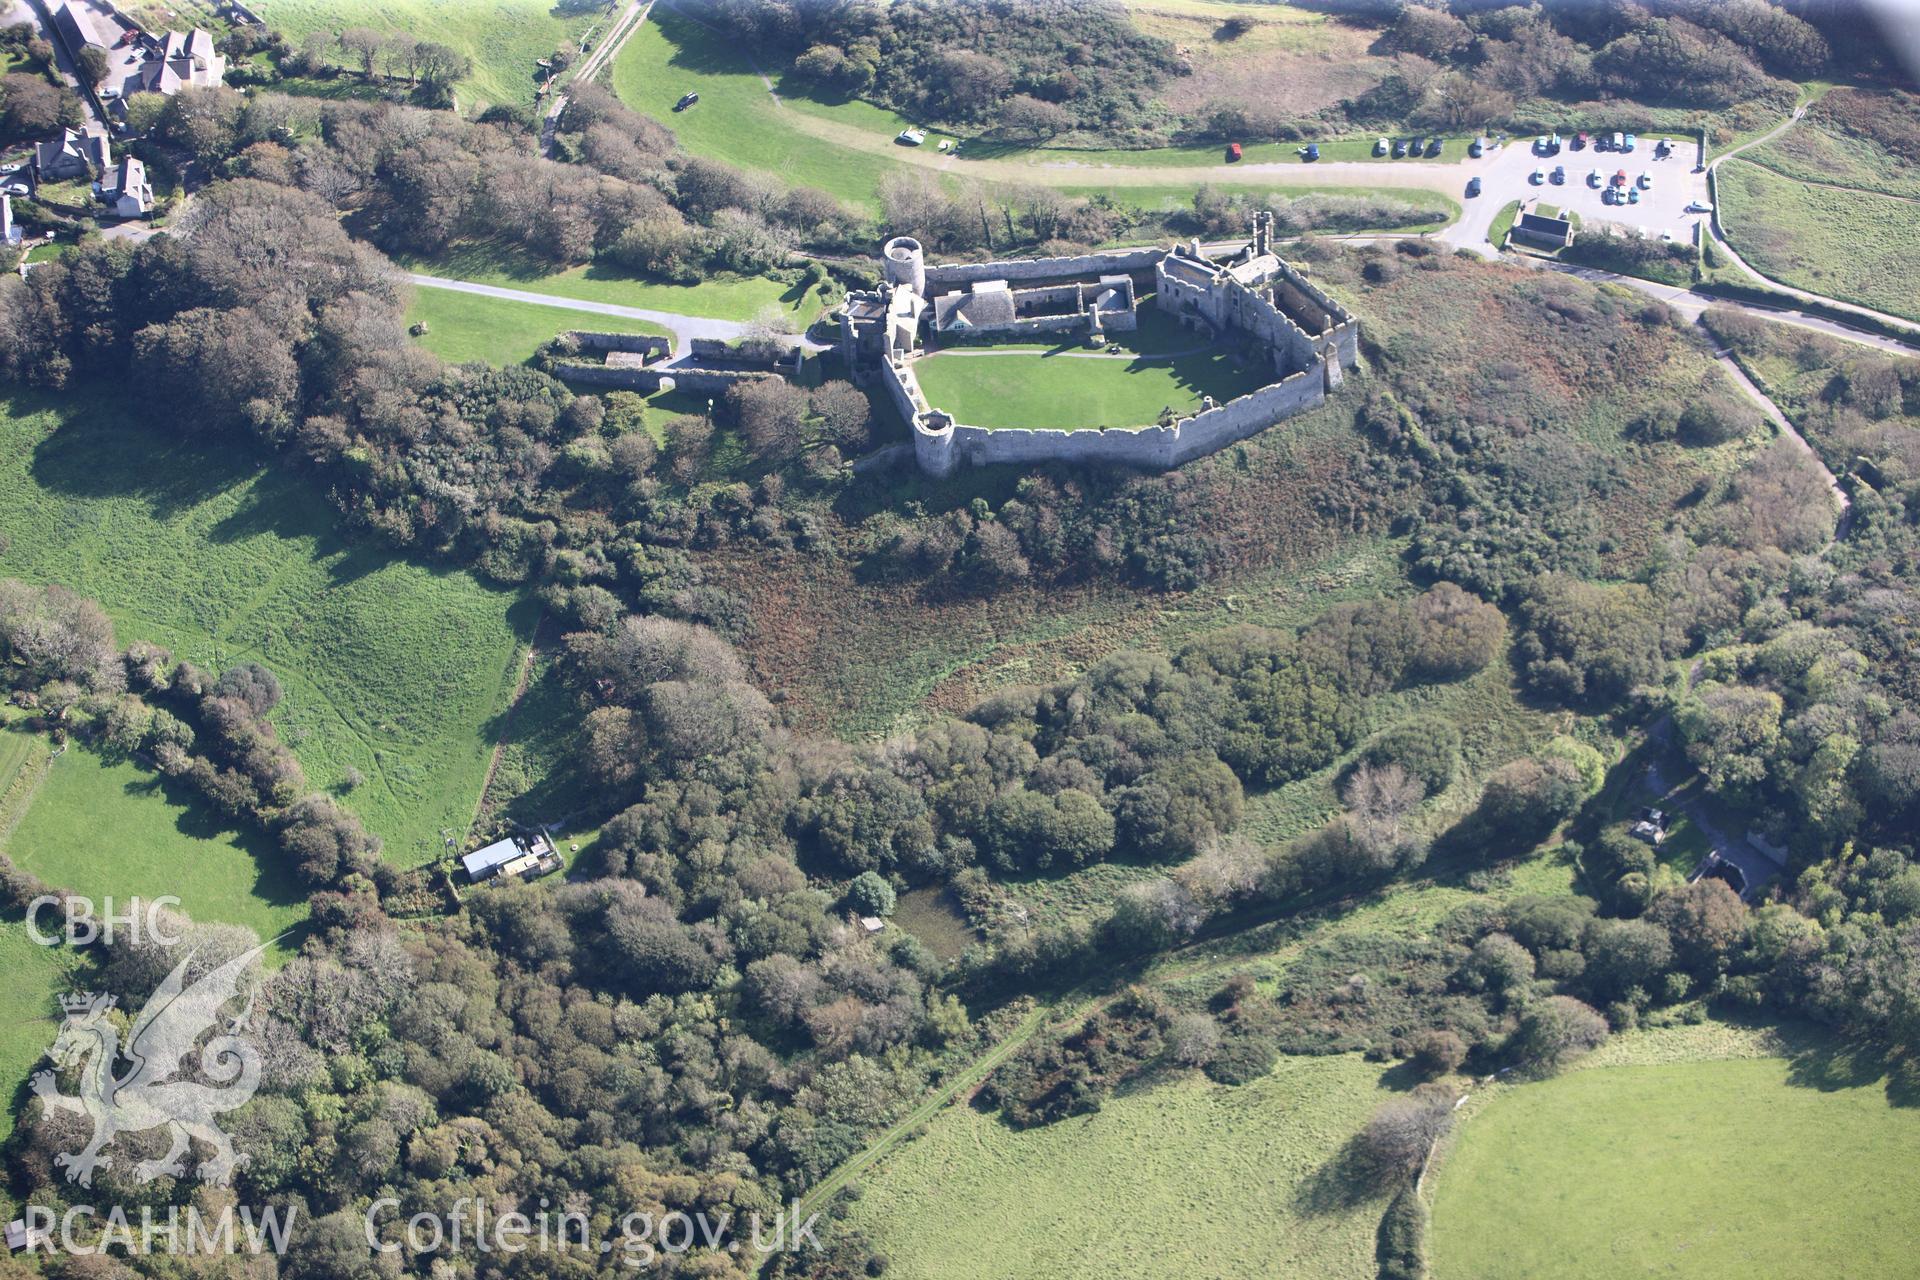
[405,286,669,367]
[6,748,309,945]
[0,394,530,865]
[841,1054,1394,1280]
[1717,158,1920,323]
[613,7,898,209]
[912,343,1271,431]
[0,923,79,1142]
[1429,1048,1920,1279]
[252,0,593,111]
[405,243,824,326]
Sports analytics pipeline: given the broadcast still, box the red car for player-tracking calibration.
[1226,142,1243,161]
[1612,168,1628,187]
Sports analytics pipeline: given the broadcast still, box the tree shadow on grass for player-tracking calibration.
[28,403,262,523]
[1294,1133,1391,1217]
[116,761,308,921]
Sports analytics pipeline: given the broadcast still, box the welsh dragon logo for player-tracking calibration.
[32,943,268,1187]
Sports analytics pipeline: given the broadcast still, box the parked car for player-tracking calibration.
[896,128,925,145]
[674,91,699,111]
[1531,167,1545,184]
[1685,200,1714,214]
[1375,136,1390,156]
[1550,165,1565,184]
[1655,138,1672,158]
[1392,138,1409,158]
[1627,187,1641,204]
[1623,132,1637,152]
[1300,143,1321,161]
[1612,168,1628,186]
[1410,136,1426,155]
[1535,134,1550,153]
[1468,138,1485,158]
[1466,176,1482,197]
[1588,169,1602,187]
[1638,172,1652,189]
[1426,137,1443,157]
[1226,142,1243,161]
[1573,131,1589,149]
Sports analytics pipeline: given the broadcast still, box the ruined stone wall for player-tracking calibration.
[1273,259,1360,367]
[553,363,778,396]
[926,246,1166,289]
[911,361,1329,476]
[566,331,670,360]
[938,313,1088,341]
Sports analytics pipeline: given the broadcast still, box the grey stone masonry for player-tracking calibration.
[841,216,1358,477]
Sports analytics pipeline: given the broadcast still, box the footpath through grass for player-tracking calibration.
[405,286,670,367]
[1717,157,1920,324]
[1429,1045,1920,1279]
[405,243,825,326]
[0,393,531,865]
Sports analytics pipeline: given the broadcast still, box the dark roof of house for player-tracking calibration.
[52,2,110,52]
[1517,212,1573,238]
[934,289,1017,331]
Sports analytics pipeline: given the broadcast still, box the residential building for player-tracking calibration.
[105,155,151,217]
[460,830,562,884]
[34,128,109,182]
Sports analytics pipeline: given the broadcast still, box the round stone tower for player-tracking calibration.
[882,235,927,298]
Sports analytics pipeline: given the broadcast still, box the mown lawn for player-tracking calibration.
[840,1053,1395,1280]
[405,285,670,366]
[911,343,1272,431]
[252,0,594,111]
[1717,158,1920,323]
[1429,1050,1920,1279]
[0,922,80,1141]
[0,393,531,865]
[405,242,826,326]
[6,747,310,947]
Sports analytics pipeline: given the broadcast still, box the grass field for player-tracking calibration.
[407,243,825,326]
[1743,88,1920,201]
[405,285,670,366]
[613,6,901,209]
[911,334,1272,431]
[1717,158,1920,323]
[1429,1050,1920,1279]
[0,923,80,1141]
[1060,183,1460,234]
[252,0,595,111]
[6,748,310,946]
[840,1053,1395,1279]
[0,393,531,865]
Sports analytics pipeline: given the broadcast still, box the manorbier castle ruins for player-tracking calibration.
[836,212,1359,477]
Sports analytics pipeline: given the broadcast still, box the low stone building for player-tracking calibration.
[837,213,1359,478]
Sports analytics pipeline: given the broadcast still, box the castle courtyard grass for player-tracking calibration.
[1428,1051,1920,1280]
[910,345,1273,431]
